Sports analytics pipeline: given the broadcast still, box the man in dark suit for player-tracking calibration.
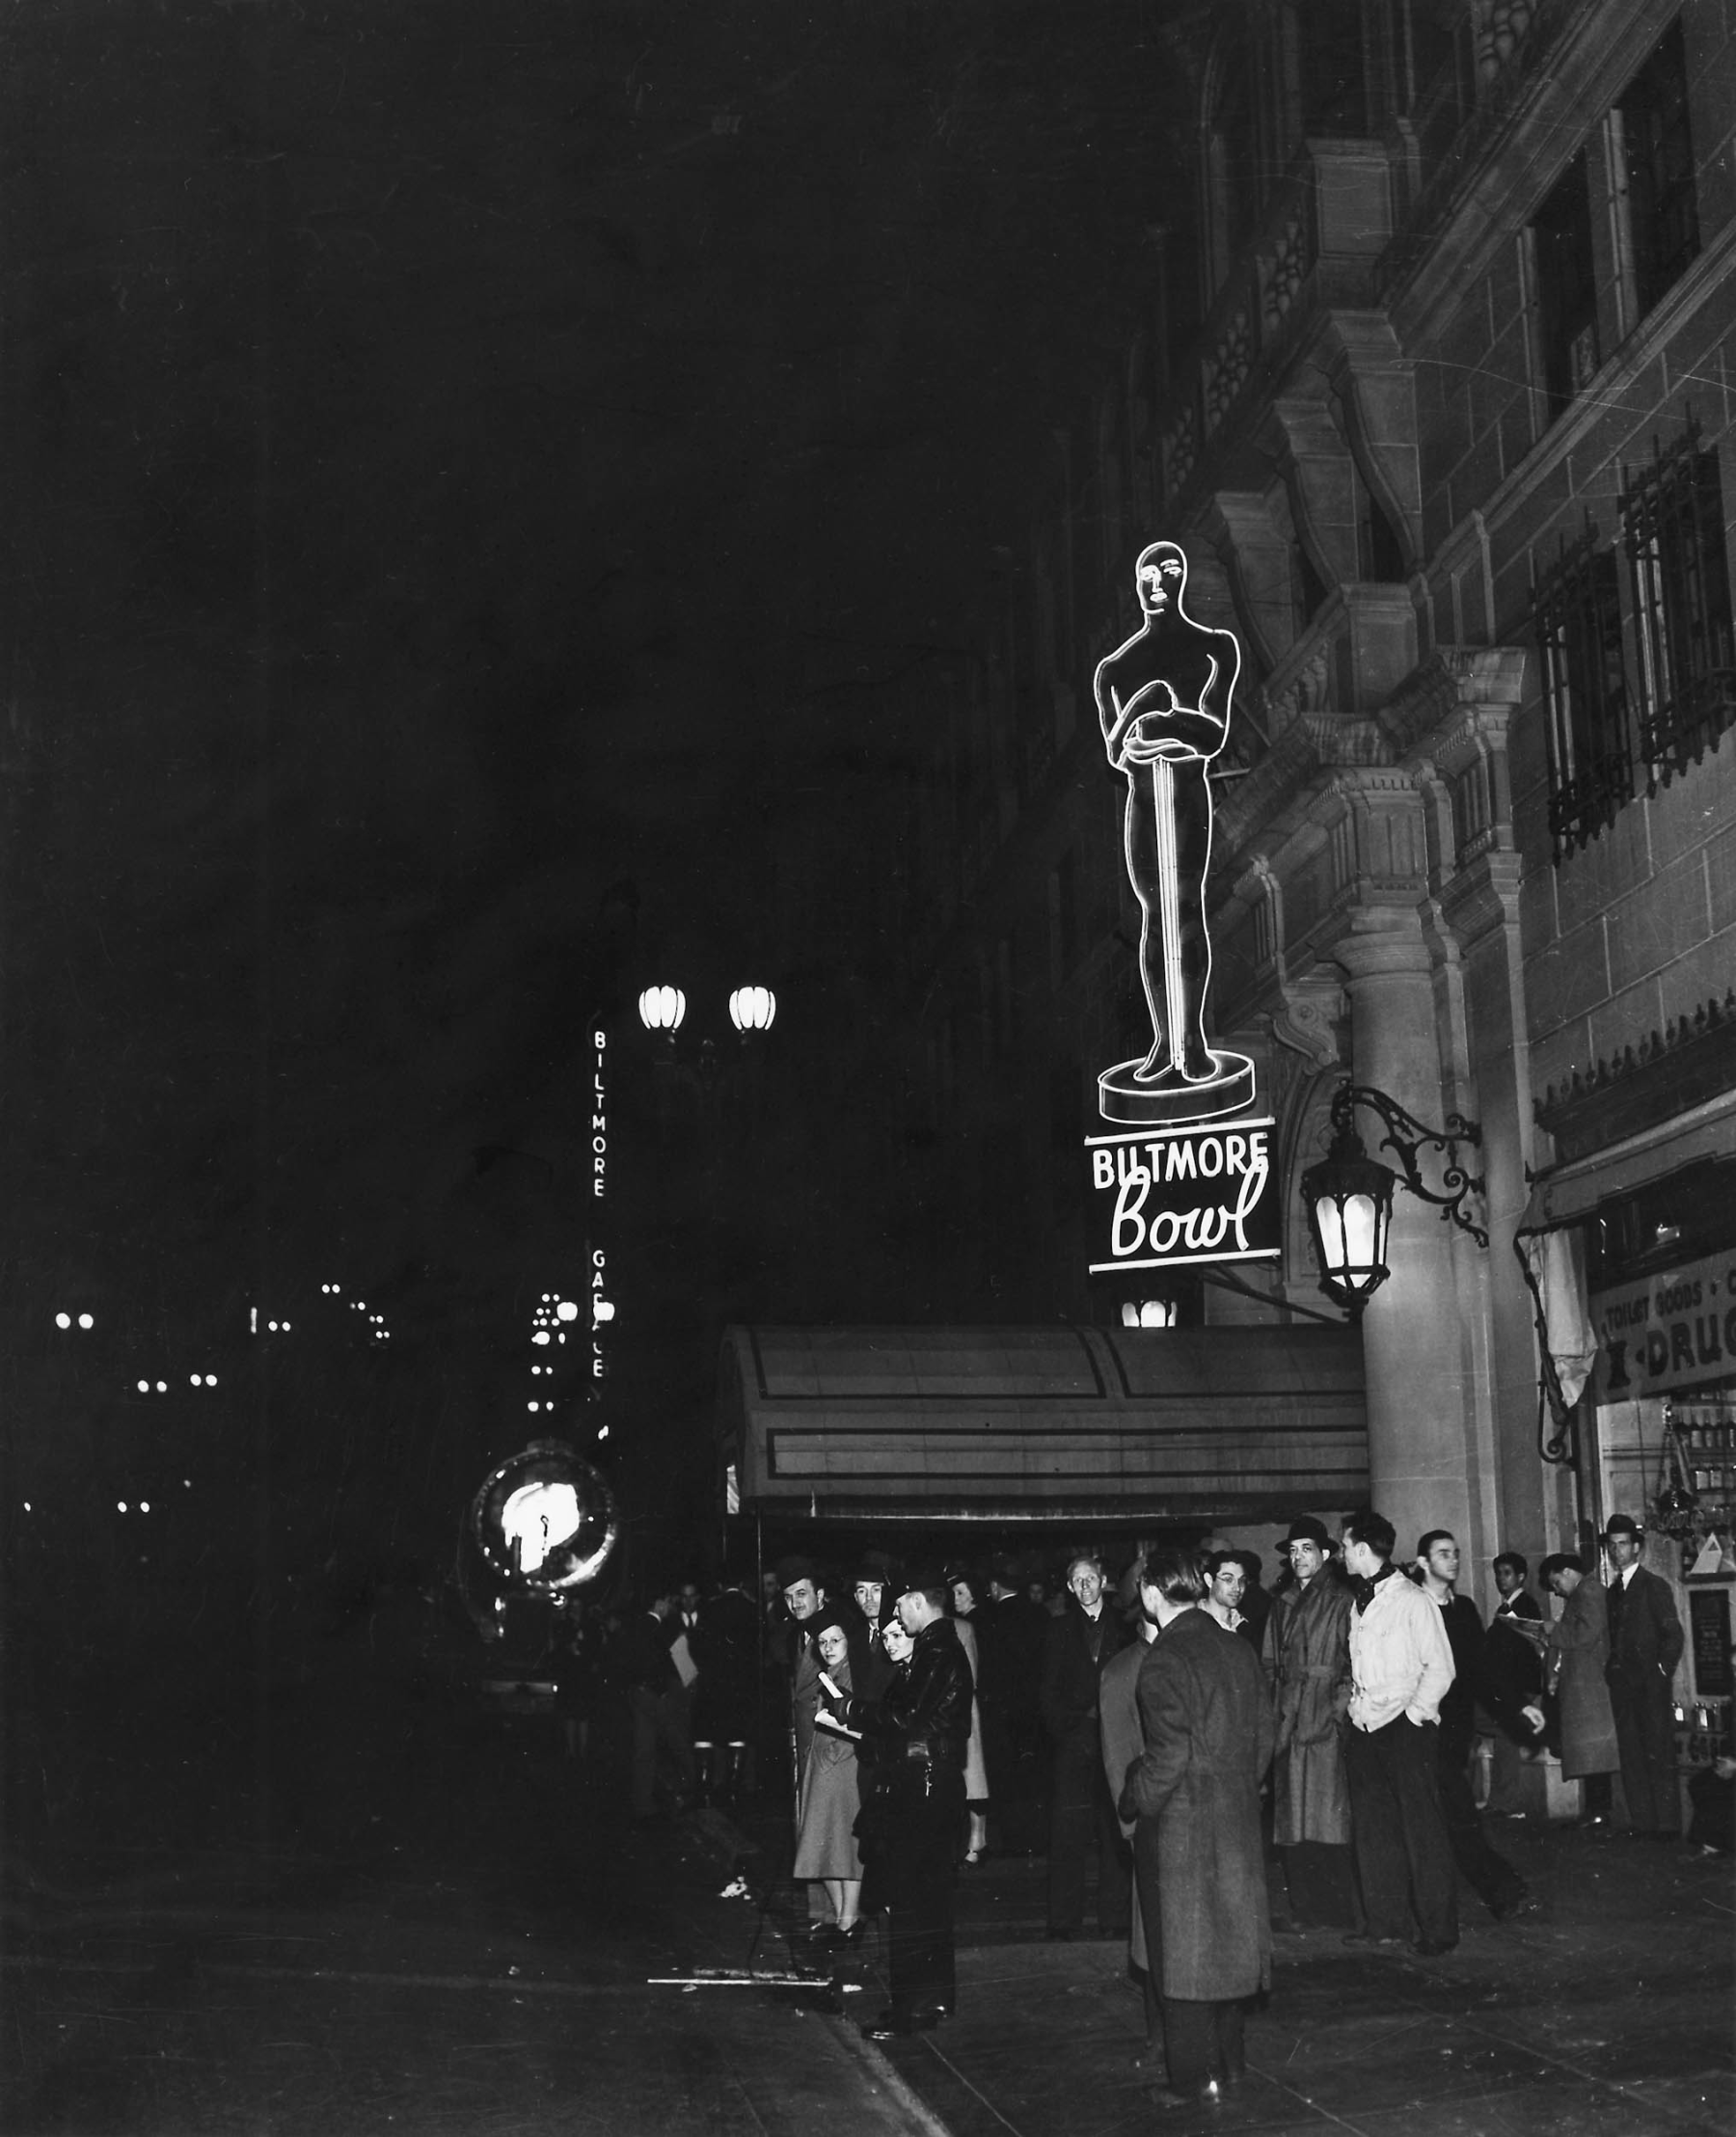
[822,1565,972,2040]
[1040,1550,1130,1938]
[977,1555,1049,1854]
[1483,1549,1546,1815]
[617,1586,694,1824]
[1602,1513,1685,1837]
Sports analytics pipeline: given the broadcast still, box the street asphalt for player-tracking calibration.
[3,1700,1730,2136]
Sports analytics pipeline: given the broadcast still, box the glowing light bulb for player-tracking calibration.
[728,984,777,1034]
[155,1381,167,1393]
[191,1374,203,1387]
[118,1501,127,1513]
[140,1501,150,1513]
[637,985,686,1033]
[79,1312,94,1329]
[137,1380,149,1394]
[55,1312,70,1330]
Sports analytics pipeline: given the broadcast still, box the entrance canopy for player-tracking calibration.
[719,1324,1367,1525]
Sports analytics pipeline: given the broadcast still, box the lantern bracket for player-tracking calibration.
[1329,1082,1488,1249]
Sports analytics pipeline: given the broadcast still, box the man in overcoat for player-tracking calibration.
[1530,1553,1620,1828]
[779,1556,832,1929]
[1602,1513,1685,1837]
[1039,1551,1131,1937]
[1099,1599,1159,2052]
[1122,1546,1273,2108]
[1262,1515,1358,1930]
[821,1565,972,2041]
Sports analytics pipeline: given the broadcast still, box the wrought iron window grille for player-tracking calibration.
[1532,519,1638,856]
[1620,418,1736,795]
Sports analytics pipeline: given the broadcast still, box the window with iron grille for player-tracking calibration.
[1621,423,1736,788]
[1532,527,1637,855]
[1620,18,1699,319]
[1532,152,1599,422]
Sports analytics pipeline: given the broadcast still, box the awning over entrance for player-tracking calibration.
[719,1323,1367,1525]
[1520,1092,1736,1231]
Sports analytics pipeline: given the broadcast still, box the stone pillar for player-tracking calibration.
[1428,668,1552,1579]
[1336,919,1482,1559]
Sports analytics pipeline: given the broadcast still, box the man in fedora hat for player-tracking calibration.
[1602,1513,1684,1837]
[1262,1516,1359,1931]
[820,1563,972,2040]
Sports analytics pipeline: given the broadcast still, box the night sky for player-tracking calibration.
[3,1,1185,1555]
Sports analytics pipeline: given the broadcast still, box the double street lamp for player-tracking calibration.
[638,986,778,1038]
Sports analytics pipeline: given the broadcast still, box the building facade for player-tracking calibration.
[893,0,1736,1678]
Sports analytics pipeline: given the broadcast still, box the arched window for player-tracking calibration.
[1210,21,1260,267]
[1299,0,1369,135]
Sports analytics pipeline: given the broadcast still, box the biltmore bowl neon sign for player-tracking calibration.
[1084,540,1278,1275]
[1087,1118,1280,1275]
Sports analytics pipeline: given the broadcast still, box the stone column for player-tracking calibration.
[1336,919,1482,1559]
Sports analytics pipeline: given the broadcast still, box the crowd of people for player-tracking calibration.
[596,1508,1721,2103]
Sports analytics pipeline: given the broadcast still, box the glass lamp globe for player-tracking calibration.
[1301,1127,1397,1314]
[637,986,687,1034]
[728,985,777,1034]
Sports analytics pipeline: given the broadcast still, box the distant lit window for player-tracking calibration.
[1621,422,1736,791]
[1532,526,1638,856]
[1532,153,1599,421]
[1620,19,1699,319]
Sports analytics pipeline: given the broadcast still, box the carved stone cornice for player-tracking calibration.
[1378,646,1527,760]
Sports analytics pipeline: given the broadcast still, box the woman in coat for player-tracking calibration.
[1529,1554,1620,1826]
[792,1608,870,1939]
[1123,1546,1274,2108]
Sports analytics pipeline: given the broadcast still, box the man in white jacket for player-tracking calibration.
[1340,1508,1458,1956]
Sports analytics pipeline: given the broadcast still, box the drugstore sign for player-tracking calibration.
[1590,1251,1736,1398]
[1085,1116,1282,1275]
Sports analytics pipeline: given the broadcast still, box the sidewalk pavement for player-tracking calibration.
[740,1804,1734,2137]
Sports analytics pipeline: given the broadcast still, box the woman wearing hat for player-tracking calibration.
[822,1566,972,2039]
[1262,1517,1359,1931]
[793,1604,872,1943]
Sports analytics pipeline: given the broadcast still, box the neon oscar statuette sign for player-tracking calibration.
[1086,540,1278,1276]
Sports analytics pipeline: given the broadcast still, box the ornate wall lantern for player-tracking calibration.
[1301,1082,1487,1317]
